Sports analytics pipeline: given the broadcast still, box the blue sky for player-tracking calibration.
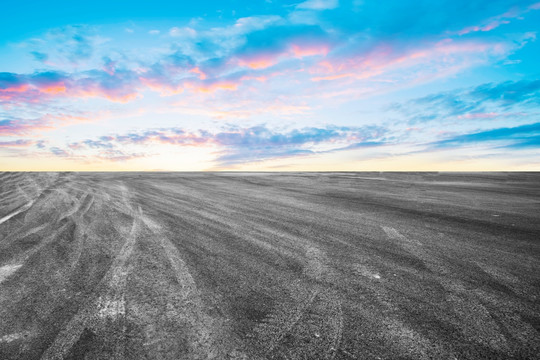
[1,0,539,170]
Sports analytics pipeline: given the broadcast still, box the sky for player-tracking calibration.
[1,0,540,171]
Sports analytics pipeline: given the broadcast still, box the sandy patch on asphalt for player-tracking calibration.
[382,226,422,246]
[97,298,126,318]
[0,332,30,343]
[353,264,381,280]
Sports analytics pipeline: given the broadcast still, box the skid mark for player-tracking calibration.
[140,211,235,359]
[0,201,34,225]
[382,319,433,360]
[0,264,22,284]
[254,245,344,358]
[325,291,344,360]
[382,227,510,352]
[41,213,140,360]
[19,223,49,238]
[1,219,73,271]
[258,286,319,355]
[77,193,95,218]
[472,288,540,349]
[473,261,537,299]
[444,288,507,351]
[305,247,328,281]
[57,192,93,222]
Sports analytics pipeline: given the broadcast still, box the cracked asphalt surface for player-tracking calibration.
[0,172,539,359]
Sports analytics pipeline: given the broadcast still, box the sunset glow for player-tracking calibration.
[1,0,539,170]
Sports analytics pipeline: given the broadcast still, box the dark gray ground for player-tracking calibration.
[0,172,539,360]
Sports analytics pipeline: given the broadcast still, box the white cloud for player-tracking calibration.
[296,0,338,10]
[169,27,197,37]
[149,30,160,35]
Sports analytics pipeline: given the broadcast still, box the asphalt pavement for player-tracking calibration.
[0,172,539,359]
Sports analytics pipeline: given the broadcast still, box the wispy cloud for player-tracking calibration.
[429,122,540,149]
[390,79,540,124]
[457,1,540,35]
[24,25,108,67]
[296,0,339,10]
[53,124,388,165]
[0,117,51,136]
[0,139,36,148]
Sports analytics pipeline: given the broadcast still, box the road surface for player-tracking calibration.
[0,172,539,359]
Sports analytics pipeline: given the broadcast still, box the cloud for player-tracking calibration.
[96,149,145,162]
[25,25,106,66]
[391,78,540,124]
[61,124,387,165]
[0,139,36,148]
[457,2,540,35]
[468,79,540,106]
[0,68,140,104]
[30,51,49,63]
[0,117,51,136]
[50,147,70,157]
[429,122,540,149]
[309,38,506,83]
[3,3,529,109]
[169,26,197,37]
[296,0,339,10]
[82,139,114,149]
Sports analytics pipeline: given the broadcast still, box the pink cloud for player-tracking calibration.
[309,39,498,83]
[186,81,239,93]
[290,44,329,58]
[189,67,207,80]
[0,74,138,104]
[0,119,52,136]
[0,84,31,95]
[458,3,540,35]
[139,76,184,95]
[235,41,330,70]
[457,112,529,120]
[0,139,36,148]
[458,20,511,35]
[458,112,500,119]
[237,55,280,70]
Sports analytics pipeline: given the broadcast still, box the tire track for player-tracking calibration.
[254,245,343,359]
[41,210,141,360]
[139,212,240,359]
[381,225,509,353]
[0,200,34,226]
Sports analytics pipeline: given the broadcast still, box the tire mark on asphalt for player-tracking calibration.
[57,192,93,223]
[41,210,141,360]
[381,225,509,353]
[67,193,96,269]
[140,212,239,359]
[0,200,34,226]
[254,245,344,359]
[328,297,344,360]
[0,187,93,270]
[259,288,319,355]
